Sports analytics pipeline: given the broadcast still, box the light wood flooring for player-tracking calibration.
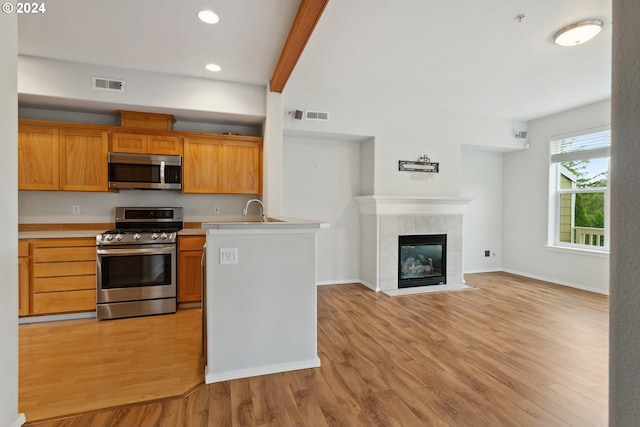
[21,272,609,426]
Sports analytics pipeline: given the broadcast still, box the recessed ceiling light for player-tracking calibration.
[198,10,219,24]
[553,19,603,47]
[205,63,222,72]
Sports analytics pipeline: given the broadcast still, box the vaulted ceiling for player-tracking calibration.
[18,0,611,122]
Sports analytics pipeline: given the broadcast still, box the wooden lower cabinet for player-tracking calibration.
[30,238,97,315]
[19,240,30,316]
[178,235,206,304]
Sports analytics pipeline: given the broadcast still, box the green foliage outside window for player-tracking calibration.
[562,159,607,229]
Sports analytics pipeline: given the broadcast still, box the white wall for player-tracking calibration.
[19,56,266,123]
[20,105,263,137]
[282,90,525,197]
[0,12,23,427]
[502,99,610,294]
[19,191,258,224]
[609,0,640,423]
[461,149,504,273]
[282,135,361,284]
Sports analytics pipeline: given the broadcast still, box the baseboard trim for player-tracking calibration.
[316,279,361,286]
[205,357,321,384]
[464,268,503,274]
[11,413,26,427]
[500,268,609,295]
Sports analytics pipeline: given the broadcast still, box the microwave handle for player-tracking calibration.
[160,161,166,185]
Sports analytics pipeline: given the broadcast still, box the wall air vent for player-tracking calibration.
[92,77,125,92]
[305,110,330,121]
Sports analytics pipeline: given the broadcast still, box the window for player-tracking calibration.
[549,126,610,252]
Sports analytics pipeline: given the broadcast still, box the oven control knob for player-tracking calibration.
[151,233,159,240]
[115,234,123,241]
[161,232,168,240]
[133,233,141,241]
[105,234,113,241]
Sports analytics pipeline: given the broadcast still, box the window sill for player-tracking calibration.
[544,244,609,258]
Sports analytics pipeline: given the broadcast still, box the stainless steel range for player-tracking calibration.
[96,207,183,320]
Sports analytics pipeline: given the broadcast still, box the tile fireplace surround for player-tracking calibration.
[355,195,471,292]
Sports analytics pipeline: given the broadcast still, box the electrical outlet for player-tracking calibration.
[220,248,238,264]
[214,206,221,215]
[72,205,80,215]
[484,250,491,257]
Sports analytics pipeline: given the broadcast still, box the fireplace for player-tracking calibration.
[398,234,446,288]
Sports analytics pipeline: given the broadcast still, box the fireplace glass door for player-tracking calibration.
[398,234,446,288]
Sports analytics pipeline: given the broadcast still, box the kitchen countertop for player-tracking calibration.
[19,226,207,239]
[17,217,325,239]
[19,229,106,239]
[202,217,329,230]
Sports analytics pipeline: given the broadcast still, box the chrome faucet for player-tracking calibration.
[242,199,266,222]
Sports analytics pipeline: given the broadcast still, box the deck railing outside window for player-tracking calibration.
[574,226,605,247]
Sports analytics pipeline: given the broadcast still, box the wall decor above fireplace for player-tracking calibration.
[398,154,439,173]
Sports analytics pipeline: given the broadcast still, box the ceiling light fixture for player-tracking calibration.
[553,19,603,46]
[198,10,219,24]
[205,63,221,72]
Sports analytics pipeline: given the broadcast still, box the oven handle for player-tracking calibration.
[97,246,175,256]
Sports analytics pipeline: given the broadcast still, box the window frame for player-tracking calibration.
[548,126,610,253]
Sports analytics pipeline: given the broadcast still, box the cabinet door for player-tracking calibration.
[178,251,203,303]
[18,125,60,190]
[148,135,182,155]
[178,236,205,303]
[18,240,30,316]
[60,128,109,192]
[111,132,148,153]
[223,139,261,194]
[183,137,223,193]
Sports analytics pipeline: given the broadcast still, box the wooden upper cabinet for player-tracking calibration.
[148,134,182,155]
[183,136,262,194]
[18,124,60,190]
[222,139,261,194]
[183,136,223,193]
[111,132,182,155]
[111,132,147,154]
[119,110,175,131]
[59,128,109,192]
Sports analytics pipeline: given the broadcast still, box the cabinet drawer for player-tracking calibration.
[34,275,96,293]
[32,290,96,315]
[31,238,95,248]
[33,246,96,263]
[19,240,29,257]
[33,261,96,278]
[179,236,206,251]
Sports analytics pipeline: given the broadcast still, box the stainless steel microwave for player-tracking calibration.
[108,152,182,190]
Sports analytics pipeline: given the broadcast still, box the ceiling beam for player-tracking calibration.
[270,0,329,93]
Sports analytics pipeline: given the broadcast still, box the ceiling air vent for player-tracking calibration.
[92,77,125,93]
[305,110,329,121]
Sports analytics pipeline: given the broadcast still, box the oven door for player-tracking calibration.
[97,244,176,303]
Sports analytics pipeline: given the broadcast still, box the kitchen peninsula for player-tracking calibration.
[202,218,328,383]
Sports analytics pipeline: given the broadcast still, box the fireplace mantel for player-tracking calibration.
[355,195,471,215]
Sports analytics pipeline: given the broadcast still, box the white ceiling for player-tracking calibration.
[18,0,611,123]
